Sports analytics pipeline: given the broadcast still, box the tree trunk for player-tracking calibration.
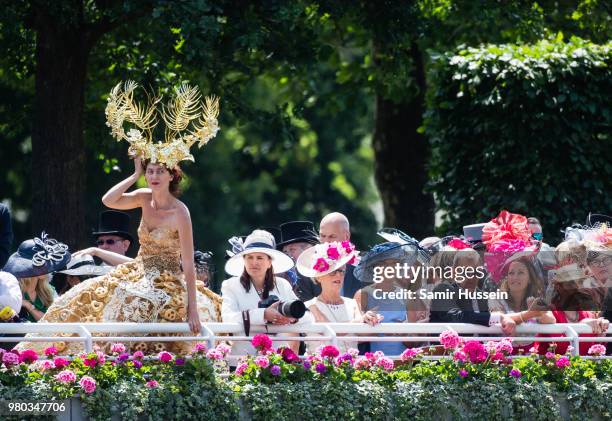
[372,41,435,239]
[31,22,90,249]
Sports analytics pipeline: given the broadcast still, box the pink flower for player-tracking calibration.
[252,334,273,351]
[528,346,538,354]
[83,357,98,368]
[313,258,330,273]
[375,357,394,371]
[587,344,606,356]
[353,357,371,370]
[235,362,248,376]
[193,342,207,353]
[158,351,173,363]
[206,349,223,360]
[439,329,461,349]
[400,348,422,361]
[320,345,340,359]
[453,350,467,363]
[2,351,20,367]
[448,238,470,250]
[145,380,159,389]
[110,343,126,354]
[347,348,360,357]
[341,241,353,254]
[79,376,97,394]
[556,356,570,369]
[96,351,106,365]
[215,343,231,356]
[496,339,514,355]
[458,369,469,378]
[55,370,77,383]
[463,340,488,364]
[44,347,58,357]
[19,349,38,364]
[545,352,555,359]
[40,360,55,371]
[326,246,340,260]
[53,358,69,369]
[255,356,270,368]
[509,368,521,378]
[132,351,144,360]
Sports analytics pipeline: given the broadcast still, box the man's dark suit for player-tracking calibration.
[429,280,492,326]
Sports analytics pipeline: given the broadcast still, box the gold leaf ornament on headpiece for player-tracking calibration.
[105,81,220,168]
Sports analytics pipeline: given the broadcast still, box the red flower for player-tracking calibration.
[18,349,38,364]
[320,345,340,359]
[448,238,471,250]
[313,258,330,273]
[252,334,273,351]
[53,358,69,369]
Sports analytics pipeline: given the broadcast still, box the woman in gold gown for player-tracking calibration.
[22,82,222,354]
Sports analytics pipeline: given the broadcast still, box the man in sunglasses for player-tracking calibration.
[72,210,134,267]
[528,217,556,277]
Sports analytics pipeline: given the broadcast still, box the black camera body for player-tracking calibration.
[258,294,306,319]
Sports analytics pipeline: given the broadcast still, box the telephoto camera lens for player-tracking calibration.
[278,300,306,318]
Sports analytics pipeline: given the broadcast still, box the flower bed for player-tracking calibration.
[1,331,610,420]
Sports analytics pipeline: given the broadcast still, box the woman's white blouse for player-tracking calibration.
[221,276,313,355]
[304,297,361,353]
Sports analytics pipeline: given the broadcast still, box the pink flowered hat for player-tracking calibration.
[482,210,539,283]
[295,241,360,278]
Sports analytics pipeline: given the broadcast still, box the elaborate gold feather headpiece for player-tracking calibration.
[105,80,220,168]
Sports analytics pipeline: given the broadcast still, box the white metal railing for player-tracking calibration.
[1,322,611,358]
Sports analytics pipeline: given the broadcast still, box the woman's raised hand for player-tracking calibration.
[133,155,143,177]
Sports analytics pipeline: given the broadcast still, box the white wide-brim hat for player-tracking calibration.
[224,229,295,277]
[0,271,22,314]
[296,241,358,278]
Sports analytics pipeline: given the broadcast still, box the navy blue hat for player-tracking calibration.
[354,242,429,282]
[3,232,71,278]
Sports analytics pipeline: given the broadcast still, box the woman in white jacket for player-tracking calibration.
[221,230,313,356]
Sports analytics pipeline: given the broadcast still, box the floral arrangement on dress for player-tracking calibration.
[311,241,360,273]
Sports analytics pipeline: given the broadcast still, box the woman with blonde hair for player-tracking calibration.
[3,232,69,322]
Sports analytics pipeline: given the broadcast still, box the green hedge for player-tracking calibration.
[425,36,612,240]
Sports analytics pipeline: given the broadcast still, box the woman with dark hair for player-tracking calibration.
[221,230,313,356]
[19,81,222,354]
[488,256,555,353]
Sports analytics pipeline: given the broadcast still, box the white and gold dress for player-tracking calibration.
[22,221,221,354]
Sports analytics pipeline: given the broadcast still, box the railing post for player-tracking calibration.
[76,325,93,353]
[201,324,215,350]
[323,324,338,347]
[565,326,580,356]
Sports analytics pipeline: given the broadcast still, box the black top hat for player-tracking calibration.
[92,210,134,243]
[277,221,319,250]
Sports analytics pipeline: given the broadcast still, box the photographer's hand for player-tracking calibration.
[264,302,296,325]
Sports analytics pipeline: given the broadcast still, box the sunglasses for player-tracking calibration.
[96,239,122,246]
[329,268,346,276]
[531,233,543,241]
